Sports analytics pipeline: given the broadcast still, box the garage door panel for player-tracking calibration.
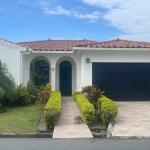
[92,63,150,101]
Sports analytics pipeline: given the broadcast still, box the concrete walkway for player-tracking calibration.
[112,101,150,137]
[53,97,93,138]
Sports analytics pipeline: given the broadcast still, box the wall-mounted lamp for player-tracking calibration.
[86,58,91,63]
[51,67,56,71]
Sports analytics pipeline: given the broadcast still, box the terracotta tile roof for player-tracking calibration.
[18,39,96,51]
[77,39,150,48]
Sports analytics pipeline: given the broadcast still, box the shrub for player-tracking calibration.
[44,91,61,129]
[0,61,15,110]
[75,93,95,125]
[10,84,34,106]
[74,91,82,95]
[37,83,51,105]
[99,96,118,125]
[26,82,38,103]
[82,85,102,109]
[2,82,37,107]
[0,61,15,92]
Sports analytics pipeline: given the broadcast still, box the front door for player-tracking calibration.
[59,61,72,96]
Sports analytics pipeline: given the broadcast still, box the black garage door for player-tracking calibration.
[92,63,150,101]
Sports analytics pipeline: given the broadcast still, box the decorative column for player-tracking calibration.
[76,65,82,91]
[23,63,30,85]
[51,65,56,91]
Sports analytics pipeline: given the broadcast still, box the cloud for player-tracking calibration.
[43,5,101,22]
[73,11,101,22]
[82,0,122,9]
[82,0,150,41]
[38,0,53,7]
[45,6,71,16]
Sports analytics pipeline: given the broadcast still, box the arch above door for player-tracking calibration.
[56,57,76,95]
[30,57,50,86]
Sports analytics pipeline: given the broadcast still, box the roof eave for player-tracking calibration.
[73,47,150,51]
[23,49,74,54]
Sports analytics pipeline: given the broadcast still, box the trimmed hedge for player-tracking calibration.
[44,91,61,129]
[99,96,118,125]
[75,93,95,125]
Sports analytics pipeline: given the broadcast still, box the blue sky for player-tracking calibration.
[0,0,150,42]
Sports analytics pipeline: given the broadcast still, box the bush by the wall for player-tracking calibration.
[10,84,34,106]
[75,93,95,125]
[0,60,15,110]
[99,96,118,125]
[26,82,38,103]
[74,91,82,95]
[37,83,51,105]
[44,91,61,129]
[9,82,39,106]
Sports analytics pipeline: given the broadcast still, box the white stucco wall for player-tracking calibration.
[80,49,150,87]
[22,52,81,93]
[21,48,150,93]
[2,38,150,94]
[0,40,26,84]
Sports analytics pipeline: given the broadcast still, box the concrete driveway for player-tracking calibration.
[112,101,150,137]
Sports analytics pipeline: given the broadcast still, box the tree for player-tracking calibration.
[0,60,14,93]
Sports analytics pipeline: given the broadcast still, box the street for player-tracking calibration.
[0,138,150,150]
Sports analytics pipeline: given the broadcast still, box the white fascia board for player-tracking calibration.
[73,47,150,51]
[29,49,74,54]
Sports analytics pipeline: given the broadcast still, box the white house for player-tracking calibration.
[1,38,150,100]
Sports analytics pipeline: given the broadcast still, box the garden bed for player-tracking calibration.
[44,91,61,131]
[75,86,118,138]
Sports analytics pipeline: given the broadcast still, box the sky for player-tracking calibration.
[0,0,150,42]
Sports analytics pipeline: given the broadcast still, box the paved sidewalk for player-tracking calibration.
[53,97,93,138]
[112,101,150,137]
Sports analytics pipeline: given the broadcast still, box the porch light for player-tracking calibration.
[51,67,56,71]
[86,58,91,63]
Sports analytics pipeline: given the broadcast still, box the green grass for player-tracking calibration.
[0,105,41,133]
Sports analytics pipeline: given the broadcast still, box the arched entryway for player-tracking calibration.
[59,61,72,96]
[30,57,50,86]
[56,57,76,96]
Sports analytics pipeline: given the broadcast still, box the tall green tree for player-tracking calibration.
[0,60,15,93]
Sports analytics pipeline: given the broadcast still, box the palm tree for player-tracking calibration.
[0,60,15,93]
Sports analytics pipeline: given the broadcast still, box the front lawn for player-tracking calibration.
[0,105,41,133]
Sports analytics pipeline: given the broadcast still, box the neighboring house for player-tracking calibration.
[0,38,26,84]
[1,38,150,100]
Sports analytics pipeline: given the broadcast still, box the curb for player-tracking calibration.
[110,136,150,140]
[0,133,52,138]
[107,121,114,138]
